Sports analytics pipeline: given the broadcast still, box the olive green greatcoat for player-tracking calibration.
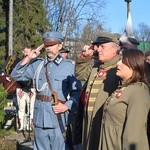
[82,56,120,150]
[99,82,150,150]
[75,57,93,87]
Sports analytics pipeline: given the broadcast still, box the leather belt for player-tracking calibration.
[36,94,52,102]
[36,94,66,104]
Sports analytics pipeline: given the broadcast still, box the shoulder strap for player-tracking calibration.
[45,64,53,92]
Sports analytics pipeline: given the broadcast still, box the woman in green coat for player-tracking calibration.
[99,49,150,150]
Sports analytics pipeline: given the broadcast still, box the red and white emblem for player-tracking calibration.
[114,90,122,99]
[97,70,105,78]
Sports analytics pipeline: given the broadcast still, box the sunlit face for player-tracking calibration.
[22,48,32,57]
[116,59,133,82]
[95,42,117,62]
[45,43,62,59]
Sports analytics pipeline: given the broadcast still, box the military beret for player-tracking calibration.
[42,31,64,46]
[59,48,70,53]
[92,32,120,45]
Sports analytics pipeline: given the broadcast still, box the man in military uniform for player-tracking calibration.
[73,45,99,150]
[14,45,36,131]
[60,47,70,59]
[11,31,82,150]
[75,32,121,150]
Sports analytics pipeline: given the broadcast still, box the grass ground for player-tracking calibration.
[0,129,17,150]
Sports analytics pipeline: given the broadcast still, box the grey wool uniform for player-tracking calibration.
[11,54,82,150]
[99,82,150,150]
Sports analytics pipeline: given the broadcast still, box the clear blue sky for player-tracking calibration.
[104,0,150,33]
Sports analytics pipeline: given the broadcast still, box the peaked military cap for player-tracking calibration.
[43,31,64,46]
[92,32,120,45]
[59,48,70,53]
[119,36,140,49]
[127,37,139,45]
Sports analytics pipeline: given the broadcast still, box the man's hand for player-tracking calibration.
[34,44,45,56]
[28,44,44,59]
[81,45,94,57]
[52,103,69,114]
[21,44,44,65]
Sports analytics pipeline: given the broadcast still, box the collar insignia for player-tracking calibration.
[97,70,106,78]
[54,54,63,66]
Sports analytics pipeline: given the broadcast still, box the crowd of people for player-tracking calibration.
[3,30,149,150]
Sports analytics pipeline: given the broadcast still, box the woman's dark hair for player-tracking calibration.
[121,49,148,85]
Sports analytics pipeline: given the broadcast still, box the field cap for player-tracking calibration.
[92,32,120,45]
[119,36,139,49]
[127,37,139,45]
[59,48,70,53]
[43,31,64,46]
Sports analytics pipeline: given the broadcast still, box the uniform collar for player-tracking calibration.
[100,55,119,69]
[44,54,64,66]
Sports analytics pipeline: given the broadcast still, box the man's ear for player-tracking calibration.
[58,43,63,50]
[112,44,119,55]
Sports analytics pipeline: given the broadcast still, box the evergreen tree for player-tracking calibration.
[13,0,51,57]
[0,0,51,67]
[0,0,9,65]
